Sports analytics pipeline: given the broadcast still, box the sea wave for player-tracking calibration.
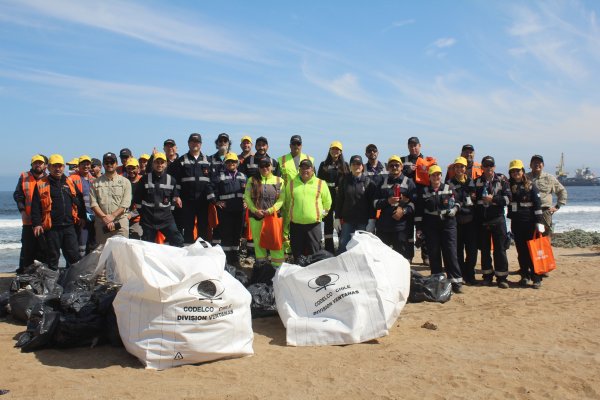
[0,219,22,229]
[0,243,21,250]
[558,206,600,214]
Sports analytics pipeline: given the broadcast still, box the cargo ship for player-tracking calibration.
[556,153,600,186]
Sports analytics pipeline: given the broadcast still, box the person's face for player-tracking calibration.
[329,147,341,159]
[217,138,229,152]
[188,140,201,152]
[78,161,91,175]
[139,159,148,171]
[408,142,421,156]
[430,172,442,185]
[225,160,238,172]
[259,162,272,176]
[255,141,268,156]
[92,165,102,176]
[164,143,177,156]
[365,147,378,161]
[103,158,117,173]
[482,162,495,177]
[350,162,363,175]
[387,162,402,177]
[31,160,46,174]
[299,164,313,180]
[240,140,252,153]
[510,168,524,182]
[530,159,544,174]
[153,159,166,173]
[120,156,130,166]
[461,149,474,163]
[290,141,302,156]
[454,163,466,177]
[49,163,64,179]
[126,165,139,178]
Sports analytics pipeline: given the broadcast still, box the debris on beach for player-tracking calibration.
[421,321,438,330]
[552,230,600,248]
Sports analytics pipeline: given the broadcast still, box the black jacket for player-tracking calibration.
[335,173,376,224]
[133,172,179,229]
[31,175,85,228]
[474,173,511,222]
[239,153,281,180]
[374,174,416,233]
[449,177,476,224]
[213,170,247,213]
[168,152,213,201]
[507,181,544,224]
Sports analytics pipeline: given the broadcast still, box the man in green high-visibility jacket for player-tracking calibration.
[283,159,332,263]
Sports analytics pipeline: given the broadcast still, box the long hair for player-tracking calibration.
[510,169,532,193]
[323,152,350,175]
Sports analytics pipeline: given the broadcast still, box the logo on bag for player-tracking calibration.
[308,273,339,292]
[188,279,225,302]
[174,352,183,360]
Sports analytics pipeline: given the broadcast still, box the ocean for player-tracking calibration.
[1,187,599,273]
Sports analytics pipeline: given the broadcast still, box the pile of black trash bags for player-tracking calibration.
[0,250,122,352]
[408,271,452,303]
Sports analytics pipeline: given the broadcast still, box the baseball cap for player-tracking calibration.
[224,152,238,163]
[91,158,101,167]
[164,138,176,146]
[350,155,363,164]
[240,135,252,144]
[139,153,150,161]
[428,165,442,175]
[217,133,230,142]
[388,155,402,164]
[365,144,378,152]
[256,136,268,145]
[78,155,92,164]
[49,154,65,165]
[462,144,475,152]
[481,156,495,167]
[509,160,525,171]
[154,152,167,162]
[119,148,132,158]
[126,158,140,168]
[188,133,202,143]
[102,152,118,163]
[290,135,302,144]
[299,158,313,168]
[407,137,420,145]
[453,156,468,166]
[67,158,79,165]
[329,141,343,150]
[31,155,45,164]
[530,154,544,163]
[258,157,272,166]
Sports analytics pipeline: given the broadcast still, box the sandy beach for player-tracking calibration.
[1,245,599,400]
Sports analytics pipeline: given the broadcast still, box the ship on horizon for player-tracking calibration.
[556,153,600,186]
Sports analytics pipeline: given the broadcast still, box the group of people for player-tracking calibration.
[14,133,567,292]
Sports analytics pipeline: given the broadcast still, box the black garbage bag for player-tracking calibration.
[60,248,103,292]
[408,271,452,303]
[224,264,250,287]
[0,291,9,318]
[297,250,335,267]
[9,263,63,323]
[9,290,60,323]
[247,283,277,318]
[15,302,60,352]
[250,262,277,285]
[53,312,105,348]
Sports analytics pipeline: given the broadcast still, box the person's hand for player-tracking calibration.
[33,225,44,237]
[106,221,116,232]
[173,197,182,208]
[102,214,114,225]
[366,219,376,233]
[536,223,545,233]
[255,209,265,218]
[482,195,493,204]
[392,207,405,220]
[447,208,457,217]
[388,196,400,206]
[216,201,226,209]
[549,206,558,214]
[334,218,341,232]
[152,147,158,155]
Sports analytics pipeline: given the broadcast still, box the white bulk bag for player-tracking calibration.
[98,237,254,369]
[273,231,410,346]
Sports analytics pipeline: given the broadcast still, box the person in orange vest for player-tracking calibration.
[69,155,96,257]
[125,157,143,239]
[13,154,48,273]
[30,154,86,270]
[445,144,483,181]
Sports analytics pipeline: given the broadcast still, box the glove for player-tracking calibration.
[334,218,342,232]
[536,223,545,233]
[447,208,457,218]
[366,218,376,233]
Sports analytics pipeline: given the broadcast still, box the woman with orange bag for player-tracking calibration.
[507,160,545,289]
[243,157,285,283]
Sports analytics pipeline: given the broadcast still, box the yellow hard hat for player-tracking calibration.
[329,141,343,151]
[78,155,92,164]
[67,158,79,165]
[428,165,443,175]
[48,154,65,165]
[126,158,139,167]
[139,153,150,161]
[224,152,239,163]
[154,152,167,162]
[31,154,45,164]
[453,156,468,166]
[509,159,525,171]
[240,135,252,144]
[388,155,402,164]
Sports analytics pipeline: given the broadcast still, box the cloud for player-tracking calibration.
[426,37,456,57]
[432,37,457,48]
[301,62,374,104]
[1,0,262,61]
[381,19,415,33]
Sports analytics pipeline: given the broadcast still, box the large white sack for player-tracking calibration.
[98,237,254,369]
[273,231,410,346]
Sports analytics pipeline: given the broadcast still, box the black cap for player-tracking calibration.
[217,133,230,142]
[103,152,118,162]
[258,157,272,166]
[531,154,544,163]
[299,158,312,168]
[365,144,378,152]
[119,148,132,158]
[462,144,475,151]
[91,158,101,167]
[290,135,302,145]
[481,156,495,166]
[350,155,363,164]
[188,133,202,143]
[408,136,420,145]
[164,138,176,146]
[256,136,268,145]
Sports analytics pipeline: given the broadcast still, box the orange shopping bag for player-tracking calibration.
[527,230,556,275]
[259,214,283,251]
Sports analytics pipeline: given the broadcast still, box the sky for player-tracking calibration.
[1,0,599,190]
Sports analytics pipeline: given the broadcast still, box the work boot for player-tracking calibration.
[451,282,463,294]
[497,281,509,289]
[519,278,531,287]
[482,275,494,286]
[532,281,542,289]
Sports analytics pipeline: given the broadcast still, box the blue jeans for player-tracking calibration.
[338,222,367,254]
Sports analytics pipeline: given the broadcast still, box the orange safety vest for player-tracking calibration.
[37,176,79,231]
[415,157,437,186]
[20,171,38,225]
[68,172,94,192]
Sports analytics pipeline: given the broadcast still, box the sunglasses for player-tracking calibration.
[482,163,495,168]
[366,149,378,153]
[259,164,271,168]
[103,160,117,165]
